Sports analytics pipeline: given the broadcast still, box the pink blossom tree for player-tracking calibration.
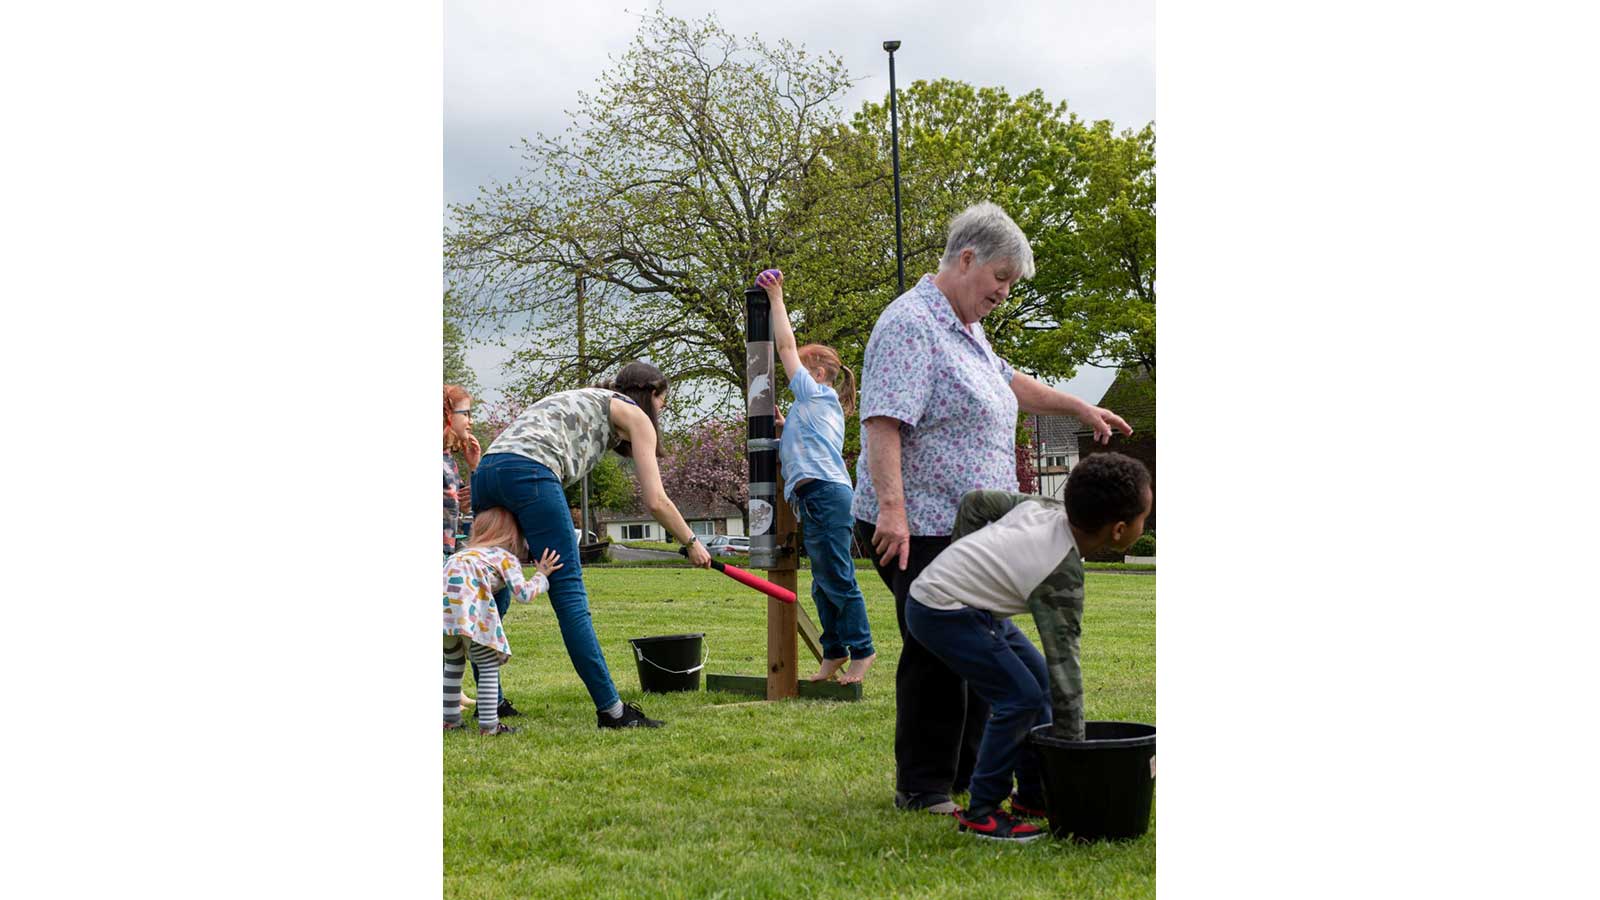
[660,417,748,534]
[1015,421,1039,494]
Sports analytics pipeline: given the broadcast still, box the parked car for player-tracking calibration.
[708,535,750,557]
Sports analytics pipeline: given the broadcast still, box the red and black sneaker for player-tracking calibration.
[955,807,1046,843]
[478,722,518,736]
[1009,793,1048,819]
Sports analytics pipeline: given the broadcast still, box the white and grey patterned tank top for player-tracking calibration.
[485,388,637,486]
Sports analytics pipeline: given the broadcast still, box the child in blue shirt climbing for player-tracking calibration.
[757,268,877,684]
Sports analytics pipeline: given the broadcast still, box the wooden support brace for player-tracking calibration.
[705,673,863,702]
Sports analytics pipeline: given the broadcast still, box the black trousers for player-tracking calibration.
[856,520,988,796]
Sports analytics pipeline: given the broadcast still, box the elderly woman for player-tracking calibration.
[853,201,1132,815]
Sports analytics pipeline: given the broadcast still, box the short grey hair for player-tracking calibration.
[937,201,1036,280]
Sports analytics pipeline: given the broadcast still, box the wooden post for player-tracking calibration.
[767,469,799,699]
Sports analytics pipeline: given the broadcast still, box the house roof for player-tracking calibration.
[1038,366,1155,438]
[594,498,742,524]
[1031,414,1085,451]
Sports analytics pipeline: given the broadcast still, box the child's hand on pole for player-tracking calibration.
[536,548,564,577]
[756,268,784,303]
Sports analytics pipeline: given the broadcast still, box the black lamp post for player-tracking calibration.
[883,39,905,295]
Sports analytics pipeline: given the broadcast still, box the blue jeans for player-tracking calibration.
[471,453,620,712]
[906,601,1051,815]
[794,480,874,660]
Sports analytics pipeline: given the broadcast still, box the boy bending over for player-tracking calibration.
[906,452,1153,842]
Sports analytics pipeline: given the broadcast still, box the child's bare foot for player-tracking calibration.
[460,694,476,709]
[837,653,877,685]
[807,657,848,682]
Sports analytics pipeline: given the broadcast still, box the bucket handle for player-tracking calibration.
[633,642,709,676]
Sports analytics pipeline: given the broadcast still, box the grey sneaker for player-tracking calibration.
[894,791,958,815]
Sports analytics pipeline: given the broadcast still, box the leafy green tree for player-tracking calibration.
[564,453,637,512]
[443,289,479,394]
[445,10,1154,422]
[849,80,1156,381]
[445,7,859,413]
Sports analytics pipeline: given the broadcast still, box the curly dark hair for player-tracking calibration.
[1064,452,1152,531]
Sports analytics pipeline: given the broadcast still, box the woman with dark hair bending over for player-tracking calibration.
[471,361,713,728]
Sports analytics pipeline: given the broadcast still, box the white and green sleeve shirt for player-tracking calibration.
[909,490,1089,740]
[910,497,1075,617]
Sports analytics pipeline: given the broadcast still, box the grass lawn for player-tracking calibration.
[444,566,1155,899]
[600,550,1156,573]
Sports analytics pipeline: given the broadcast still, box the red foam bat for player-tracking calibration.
[679,547,796,604]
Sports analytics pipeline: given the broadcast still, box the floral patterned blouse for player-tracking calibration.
[442,546,547,664]
[852,274,1019,536]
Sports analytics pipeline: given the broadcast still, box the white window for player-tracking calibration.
[623,523,648,540]
[691,520,717,537]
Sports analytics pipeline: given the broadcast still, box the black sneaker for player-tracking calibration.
[496,699,522,718]
[955,807,1046,842]
[1009,792,1048,819]
[597,702,664,729]
[894,791,958,815]
[478,722,518,736]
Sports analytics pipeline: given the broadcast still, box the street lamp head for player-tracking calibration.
[882,40,901,52]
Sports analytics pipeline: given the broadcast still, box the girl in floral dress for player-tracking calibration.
[443,507,562,735]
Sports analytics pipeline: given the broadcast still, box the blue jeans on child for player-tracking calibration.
[794,479,874,660]
[471,452,621,712]
[905,601,1051,814]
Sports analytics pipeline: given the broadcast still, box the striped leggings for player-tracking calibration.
[444,636,502,730]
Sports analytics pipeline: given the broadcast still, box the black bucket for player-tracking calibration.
[628,633,706,693]
[1029,721,1156,841]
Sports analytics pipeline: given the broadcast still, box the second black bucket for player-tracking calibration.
[628,633,706,693]
[1029,721,1156,841]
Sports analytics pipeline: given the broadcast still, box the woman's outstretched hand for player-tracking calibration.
[1080,406,1134,444]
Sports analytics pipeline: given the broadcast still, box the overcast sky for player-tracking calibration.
[445,0,1153,406]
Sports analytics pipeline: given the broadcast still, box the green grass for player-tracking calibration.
[444,566,1155,899]
[590,557,1153,574]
